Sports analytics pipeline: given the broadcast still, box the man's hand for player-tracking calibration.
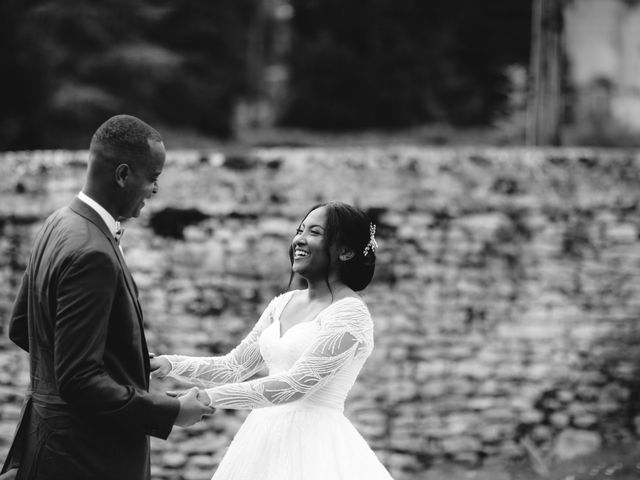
[150,355,172,379]
[173,388,215,427]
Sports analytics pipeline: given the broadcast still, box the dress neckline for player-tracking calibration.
[275,291,359,339]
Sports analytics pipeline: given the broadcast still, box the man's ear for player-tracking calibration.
[114,164,130,188]
[339,247,355,262]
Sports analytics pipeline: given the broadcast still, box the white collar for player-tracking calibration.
[77,191,121,238]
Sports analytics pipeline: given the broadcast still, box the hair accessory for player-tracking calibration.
[363,223,378,256]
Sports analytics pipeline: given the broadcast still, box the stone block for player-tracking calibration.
[552,428,602,460]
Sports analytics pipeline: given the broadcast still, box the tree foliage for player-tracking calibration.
[282,0,532,130]
[0,0,255,149]
[0,0,532,148]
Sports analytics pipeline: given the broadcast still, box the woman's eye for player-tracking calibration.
[295,228,303,235]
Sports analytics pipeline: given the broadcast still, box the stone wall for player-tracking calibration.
[1,147,639,479]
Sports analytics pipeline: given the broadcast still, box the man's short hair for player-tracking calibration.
[90,115,163,163]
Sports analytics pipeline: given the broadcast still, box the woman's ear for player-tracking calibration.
[339,247,355,262]
[114,164,130,188]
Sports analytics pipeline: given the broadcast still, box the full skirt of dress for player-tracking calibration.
[211,403,394,480]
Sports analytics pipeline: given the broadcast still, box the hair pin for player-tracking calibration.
[363,223,378,256]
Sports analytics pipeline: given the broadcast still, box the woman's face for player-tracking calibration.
[291,206,335,280]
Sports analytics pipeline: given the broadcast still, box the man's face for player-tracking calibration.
[119,139,165,220]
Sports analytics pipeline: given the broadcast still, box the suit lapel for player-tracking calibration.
[69,198,143,316]
[69,198,150,378]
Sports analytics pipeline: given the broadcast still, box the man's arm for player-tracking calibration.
[8,272,29,352]
[54,249,185,437]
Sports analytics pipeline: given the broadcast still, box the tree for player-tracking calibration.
[282,0,532,130]
[0,0,256,148]
[526,0,565,145]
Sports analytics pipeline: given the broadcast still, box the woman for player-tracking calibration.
[151,202,393,480]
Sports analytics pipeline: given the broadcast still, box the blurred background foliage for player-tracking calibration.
[0,0,532,149]
[0,0,256,147]
[284,0,531,129]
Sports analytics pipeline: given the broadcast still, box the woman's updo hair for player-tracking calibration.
[291,201,376,291]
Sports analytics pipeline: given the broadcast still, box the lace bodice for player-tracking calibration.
[163,291,374,410]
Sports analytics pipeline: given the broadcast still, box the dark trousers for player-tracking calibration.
[2,394,134,480]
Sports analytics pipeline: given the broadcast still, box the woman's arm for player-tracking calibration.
[154,295,283,387]
[202,298,373,409]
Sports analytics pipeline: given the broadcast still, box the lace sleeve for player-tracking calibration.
[160,295,282,387]
[204,298,373,409]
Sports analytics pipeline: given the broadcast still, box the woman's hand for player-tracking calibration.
[150,355,172,379]
[167,388,213,407]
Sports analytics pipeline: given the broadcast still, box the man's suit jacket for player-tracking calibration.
[3,197,180,480]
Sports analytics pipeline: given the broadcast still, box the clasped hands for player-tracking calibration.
[150,354,214,427]
[171,387,215,427]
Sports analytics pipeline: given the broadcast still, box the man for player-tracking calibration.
[1,115,213,480]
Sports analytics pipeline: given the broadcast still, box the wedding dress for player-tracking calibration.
[163,290,394,480]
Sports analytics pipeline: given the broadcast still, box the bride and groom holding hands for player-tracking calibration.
[1,115,394,480]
